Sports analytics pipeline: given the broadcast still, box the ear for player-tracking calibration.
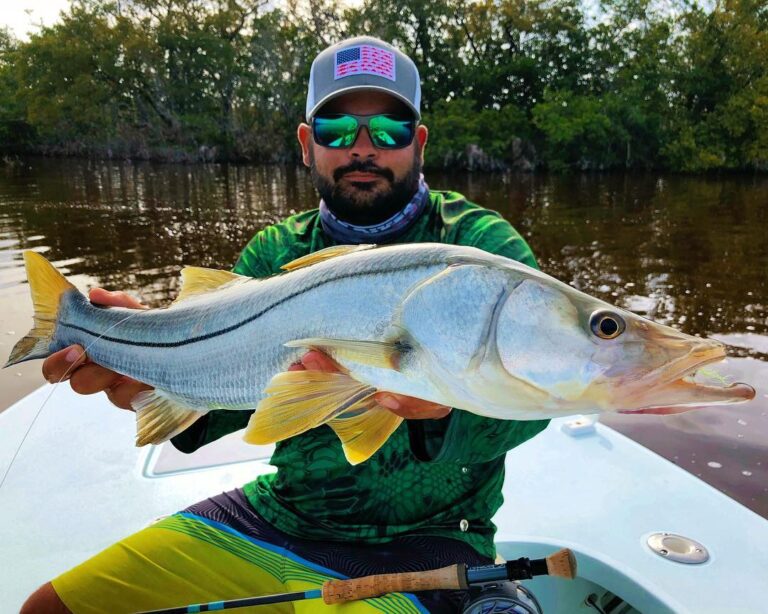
[297,123,312,167]
[416,124,428,165]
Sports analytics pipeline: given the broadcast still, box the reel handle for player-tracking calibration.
[322,563,468,604]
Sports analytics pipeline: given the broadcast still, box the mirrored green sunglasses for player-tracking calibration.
[312,114,416,149]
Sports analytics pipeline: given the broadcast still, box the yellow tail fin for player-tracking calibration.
[4,251,76,367]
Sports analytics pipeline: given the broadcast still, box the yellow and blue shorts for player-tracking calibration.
[52,489,491,613]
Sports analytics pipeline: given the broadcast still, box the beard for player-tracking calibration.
[310,149,422,226]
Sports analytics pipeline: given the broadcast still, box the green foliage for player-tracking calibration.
[662,0,768,170]
[533,91,611,170]
[0,27,35,149]
[0,0,766,170]
[424,99,529,168]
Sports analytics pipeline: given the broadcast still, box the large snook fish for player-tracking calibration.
[6,245,755,464]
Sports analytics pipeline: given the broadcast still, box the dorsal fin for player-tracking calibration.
[280,244,376,272]
[174,267,249,304]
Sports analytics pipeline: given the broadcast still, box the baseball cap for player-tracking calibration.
[306,36,422,121]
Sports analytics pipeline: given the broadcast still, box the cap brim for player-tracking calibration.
[307,85,421,121]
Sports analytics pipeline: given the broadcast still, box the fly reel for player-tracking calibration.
[461,581,543,614]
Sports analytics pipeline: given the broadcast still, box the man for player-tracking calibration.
[24,37,549,613]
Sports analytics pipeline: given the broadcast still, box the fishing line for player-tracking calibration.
[0,305,149,493]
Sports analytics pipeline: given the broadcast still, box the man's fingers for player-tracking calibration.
[105,379,153,411]
[88,288,147,309]
[39,290,148,411]
[42,345,88,383]
[374,392,452,420]
[387,402,451,419]
[69,363,124,395]
[299,350,343,373]
[294,351,450,418]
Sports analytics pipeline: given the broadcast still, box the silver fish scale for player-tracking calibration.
[51,244,477,409]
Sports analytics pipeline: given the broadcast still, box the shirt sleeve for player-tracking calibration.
[441,193,539,270]
[406,196,550,464]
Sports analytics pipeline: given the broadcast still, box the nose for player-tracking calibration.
[349,127,377,159]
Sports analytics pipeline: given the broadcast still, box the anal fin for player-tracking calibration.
[133,390,208,446]
[328,402,403,465]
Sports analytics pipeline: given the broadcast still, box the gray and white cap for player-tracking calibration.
[306,36,422,121]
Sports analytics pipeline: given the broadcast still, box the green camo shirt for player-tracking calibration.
[172,190,550,559]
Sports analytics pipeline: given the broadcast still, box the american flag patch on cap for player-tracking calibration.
[334,45,396,81]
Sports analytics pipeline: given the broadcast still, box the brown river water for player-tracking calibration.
[0,157,766,518]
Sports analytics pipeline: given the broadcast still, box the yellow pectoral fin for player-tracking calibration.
[328,403,404,465]
[243,371,377,445]
[284,337,402,370]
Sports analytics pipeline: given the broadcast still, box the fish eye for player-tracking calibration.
[590,310,625,339]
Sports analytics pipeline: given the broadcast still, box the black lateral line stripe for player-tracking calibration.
[59,262,438,349]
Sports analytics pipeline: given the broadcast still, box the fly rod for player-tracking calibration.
[137,547,576,613]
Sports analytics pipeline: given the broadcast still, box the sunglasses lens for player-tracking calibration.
[313,115,359,148]
[369,115,415,148]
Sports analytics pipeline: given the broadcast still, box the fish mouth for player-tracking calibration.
[618,344,755,415]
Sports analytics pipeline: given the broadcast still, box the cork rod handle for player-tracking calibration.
[322,564,468,604]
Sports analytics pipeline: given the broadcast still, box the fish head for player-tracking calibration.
[489,275,755,416]
[587,309,756,415]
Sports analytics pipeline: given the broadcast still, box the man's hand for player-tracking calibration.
[288,350,452,420]
[41,288,153,411]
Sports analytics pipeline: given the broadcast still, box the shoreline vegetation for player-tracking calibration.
[0,0,766,172]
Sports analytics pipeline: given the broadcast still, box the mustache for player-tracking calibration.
[333,161,394,183]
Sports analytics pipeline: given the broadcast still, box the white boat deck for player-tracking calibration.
[1,385,767,612]
[500,416,768,613]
